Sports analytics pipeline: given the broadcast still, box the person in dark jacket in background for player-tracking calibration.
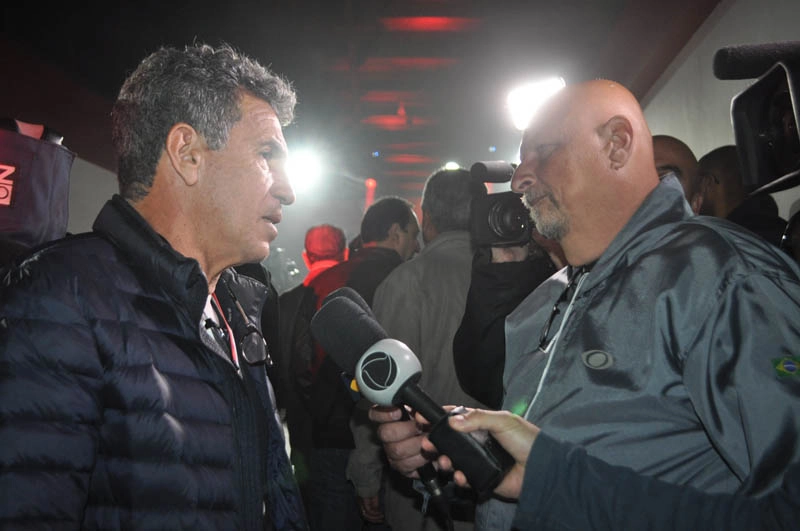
[698,144,787,247]
[453,230,563,409]
[0,43,308,530]
[653,134,703,213]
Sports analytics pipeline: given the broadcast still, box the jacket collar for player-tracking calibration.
[420,230,470,254]
[303,259,341,286]
[579,175,692,292]
[91,195,266,331]
[350,245,402,263]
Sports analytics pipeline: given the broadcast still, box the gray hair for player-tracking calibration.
[111,42,297,200]
[421,168,487,232]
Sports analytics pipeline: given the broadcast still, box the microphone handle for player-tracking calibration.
[397,381,513,499]
[398,383,447,425]
[397,403,450,524]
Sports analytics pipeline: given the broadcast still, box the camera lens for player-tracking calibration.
[488,195,528,240]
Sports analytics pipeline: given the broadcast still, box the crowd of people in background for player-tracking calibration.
[275,81,800,531]
[1,41,799,531]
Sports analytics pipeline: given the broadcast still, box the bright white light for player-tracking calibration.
[286,149,322,195]
[507,77,566,131]
[444,161,460,170]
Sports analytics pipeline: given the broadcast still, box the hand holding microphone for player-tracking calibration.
[421,407,539,501]
[313,287,450,524]
[311,288,514,500]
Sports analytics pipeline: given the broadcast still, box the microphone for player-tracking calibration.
[317,288,451,524]
[311,289,514,501]
[713,41,800,80]
[317,288,445,423]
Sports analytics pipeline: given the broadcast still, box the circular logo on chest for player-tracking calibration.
[581,350,614,370]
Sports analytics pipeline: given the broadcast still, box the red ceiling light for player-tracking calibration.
[381,17,480,32]
[360,90,422,103]
[361,114,434,131]
[384,142,434,151]
[385,154,437,165]
[329,56,457,72]
[364,178,377,210]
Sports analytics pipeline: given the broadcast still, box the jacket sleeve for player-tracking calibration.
[0,270,103,528]
[289,288,317,413]
[513,432,800,530]
[682,272,800,496]
[453,249,554,409]
[276,286,306,412]
[346,399,386,497]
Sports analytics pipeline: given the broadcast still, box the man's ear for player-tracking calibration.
[601,116,633,170]
[165,123,203,186]
[421,213,436,243]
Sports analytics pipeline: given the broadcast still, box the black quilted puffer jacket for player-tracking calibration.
[0,195,307,531]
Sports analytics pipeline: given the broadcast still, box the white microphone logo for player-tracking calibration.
[360,351,397,390]
[355,338,421,405]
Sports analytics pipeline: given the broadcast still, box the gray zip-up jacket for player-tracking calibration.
[478,176,800,530]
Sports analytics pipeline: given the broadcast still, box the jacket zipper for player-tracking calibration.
[524,269,589,419]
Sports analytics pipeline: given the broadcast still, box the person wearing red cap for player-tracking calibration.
[277,223,349,510]
[300,224,349,286]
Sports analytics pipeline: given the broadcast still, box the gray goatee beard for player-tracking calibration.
[524,192,568,241]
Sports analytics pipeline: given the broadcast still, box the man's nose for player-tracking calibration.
[511,164,535,193]
[272,165,296,206]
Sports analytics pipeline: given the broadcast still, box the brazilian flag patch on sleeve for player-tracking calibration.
[773,356,800,377]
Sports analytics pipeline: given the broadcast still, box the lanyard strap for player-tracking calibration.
[212,293,240,369]
[524,268,589,419]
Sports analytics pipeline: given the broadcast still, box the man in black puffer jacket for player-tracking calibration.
[0,43,308,530]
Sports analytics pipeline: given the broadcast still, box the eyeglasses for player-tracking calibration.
[225,284,272,367]
[538,267,586,350]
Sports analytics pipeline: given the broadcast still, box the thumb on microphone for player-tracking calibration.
[421,407,539,500]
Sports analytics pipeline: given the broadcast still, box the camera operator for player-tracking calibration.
[453,230,564,409]
[451,161,565,409]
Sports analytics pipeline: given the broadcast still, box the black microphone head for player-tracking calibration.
[713,41,800,80]
[311,296,388,374]
[321,286,376,320]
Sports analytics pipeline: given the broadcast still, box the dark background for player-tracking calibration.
[0,0,721,288]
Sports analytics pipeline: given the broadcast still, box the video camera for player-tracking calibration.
[468,161,531,247]
[714,41,800,194]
